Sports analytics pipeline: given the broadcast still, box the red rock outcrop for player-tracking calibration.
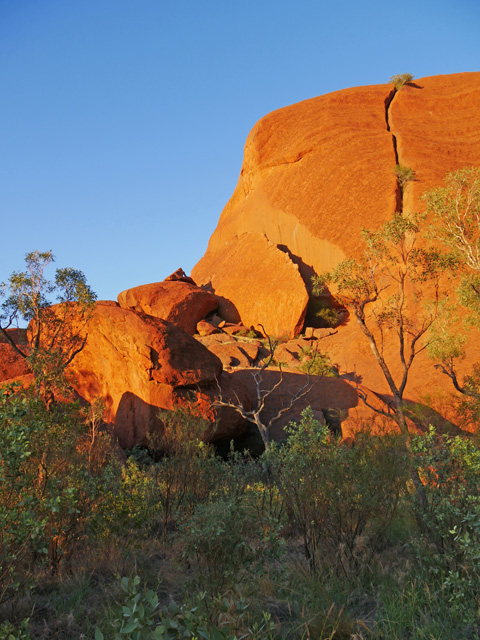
[193,72,480,437]
[65,302,247,448]
[0,329,32,386]
[196,333,260,369]
[194,74,480,291]
[193,83,399,289]
[0,343,32,385]
[192,232,309,338]
[389,73,480,213]
[117,279,218,336]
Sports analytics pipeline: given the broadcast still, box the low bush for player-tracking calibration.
[410,427,480,623]
[393,164,416,189]
[266,408,408,575]
[390,73,414,90]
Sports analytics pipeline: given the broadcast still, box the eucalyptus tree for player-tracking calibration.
[0,250,96,401]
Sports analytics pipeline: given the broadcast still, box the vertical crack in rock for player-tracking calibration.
[385,88,403,212]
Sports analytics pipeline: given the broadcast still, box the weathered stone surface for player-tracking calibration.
[0,328,29,347]
[66,302,227,448]
[193,83,399,287]
[196,320,219,336]
[196,333,259,369]
[164,268,196,285]
[313,328,338,340]
[389,72,480,213]
[193,72,480,437]
[194,71,480,292]
[0,343,31,384]
[117,280,218,336]
[184,371,252,441]
[192,233,309,339]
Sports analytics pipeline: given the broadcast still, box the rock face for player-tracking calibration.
[0,329,32,386]
[192,232,309,338]
[389,73,480,214]
[192,72,480,436]
[193,73,480,334]
[66,302,247,448]
[193,83,399,289]
[0,343,31,384]
[117,279,218,336]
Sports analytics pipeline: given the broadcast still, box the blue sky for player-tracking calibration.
[1,0,479,302]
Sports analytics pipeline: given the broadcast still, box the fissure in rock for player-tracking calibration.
[385,88,403,212]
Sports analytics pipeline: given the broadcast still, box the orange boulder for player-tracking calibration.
[192,232,309,339]
[0,343,31,384]
[117,279,218,336]
[65,302,234,448]
[196,333,259,369]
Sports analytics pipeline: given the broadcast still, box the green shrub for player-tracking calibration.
[0,384,117,599]
[266,408,408,575]
[298,346,338,377]
[181,494,265,592]
[96,576,276,640]
[390,73,414,90]
[305,297,338,328]
[410,427,480,620]
[394,164,416,189]
[0,619,31,640]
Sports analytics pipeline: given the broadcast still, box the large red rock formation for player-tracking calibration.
[117,278,218,336]
[193,72,480,435]
[389,73,480,213]
[0,329,32,386]
[192,232,309,338]
[194,73,480,290]
[193,83,399,290]
[66,302,247,448]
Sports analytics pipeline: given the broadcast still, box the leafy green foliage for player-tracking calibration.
[424,167,480,271]
[0,618,31,640]
[305,297,338,328]
[298,345,338,376]
[266,408,408,575]
[0,385,116,601]
[0,250,96,399]
[393,164,416,189]
[96,576,276,640]
[410,427,480,621]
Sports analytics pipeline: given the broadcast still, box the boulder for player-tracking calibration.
[117,280,218,335]
[65,302,237,448]
[196,320,219,336]
[196,333,259,369]
[192,232,309,339]
[0,343,31,384]
[164,268,196,285]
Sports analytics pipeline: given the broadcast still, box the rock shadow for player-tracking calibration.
[199,282,241,324]
[230,369,360,439]
[115,391,164,449]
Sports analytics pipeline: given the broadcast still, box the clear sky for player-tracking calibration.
[1,0,479,302]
